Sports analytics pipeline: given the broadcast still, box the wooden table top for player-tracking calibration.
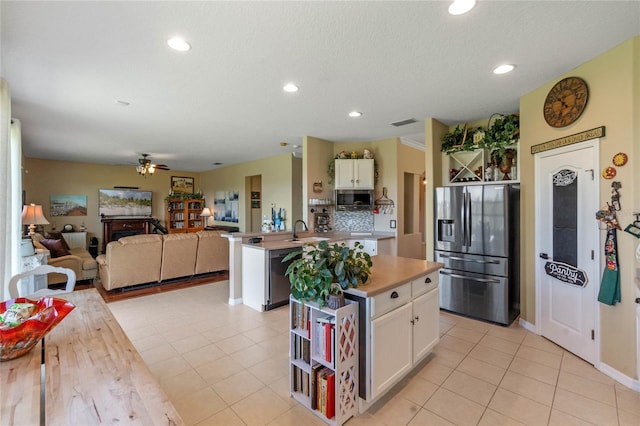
[1,288,184,426]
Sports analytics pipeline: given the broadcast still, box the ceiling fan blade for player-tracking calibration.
[154,164,170,170]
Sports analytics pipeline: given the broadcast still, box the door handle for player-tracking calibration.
[438,253,500,264]
[539,253,550,260]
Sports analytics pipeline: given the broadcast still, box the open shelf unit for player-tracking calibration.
[290,297,358,426]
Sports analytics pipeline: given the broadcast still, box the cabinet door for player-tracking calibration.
[334,159,355,189]
[371,302,412,399]
[412,289,440,363]
[363,240,377,256]
[354,159,374,189]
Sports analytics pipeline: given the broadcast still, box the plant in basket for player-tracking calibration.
[283,240,372,308]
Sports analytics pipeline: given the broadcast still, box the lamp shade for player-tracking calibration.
[200,207,212,217]
[21,204,49,236]
[21,204,50,225]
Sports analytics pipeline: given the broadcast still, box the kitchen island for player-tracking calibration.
[225,230,395,308]
[344,256,443,412]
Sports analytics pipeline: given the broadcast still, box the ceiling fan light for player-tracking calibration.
[448,0,477,16]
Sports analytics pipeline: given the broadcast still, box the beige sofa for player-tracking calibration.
[32,233,98,284]
[96,231,229,291]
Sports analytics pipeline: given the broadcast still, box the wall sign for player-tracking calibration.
[531,126,605,154]
[545,261,588,287]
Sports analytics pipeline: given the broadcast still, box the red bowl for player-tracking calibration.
[0,297,75,361]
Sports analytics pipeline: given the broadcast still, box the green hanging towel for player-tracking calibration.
[598,228,621,305]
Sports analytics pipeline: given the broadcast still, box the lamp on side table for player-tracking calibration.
[200,207,212,228]
[21,203,50,237]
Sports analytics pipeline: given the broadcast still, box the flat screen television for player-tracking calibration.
[98,189,152,217]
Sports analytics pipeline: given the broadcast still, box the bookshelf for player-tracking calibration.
[165,198,204,233]
[289,297,358,426]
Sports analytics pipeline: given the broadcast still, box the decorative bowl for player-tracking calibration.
[0,297,75,361]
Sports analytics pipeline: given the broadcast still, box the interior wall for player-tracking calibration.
[303,136,334,226]
[200,153,294,232]
[397,141,425,259]
[424,118,448,261]
[22,158,199,251]
[520,37,639,379]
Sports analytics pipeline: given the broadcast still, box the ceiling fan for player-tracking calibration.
[136,153,170,176]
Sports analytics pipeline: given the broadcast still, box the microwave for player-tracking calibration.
[335,189,374,211]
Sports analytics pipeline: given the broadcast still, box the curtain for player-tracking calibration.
[0,78,22,300]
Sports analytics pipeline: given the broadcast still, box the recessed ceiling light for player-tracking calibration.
[448,0,477,15]
[283,83,299,93]
[349,111,362,118]
[167,37,191,52]
[493,64,515,74]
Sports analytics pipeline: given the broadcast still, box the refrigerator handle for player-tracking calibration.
[440,270,501,284]
[465,191,472,247]
[438,253,500,264]
[462,191,468,247]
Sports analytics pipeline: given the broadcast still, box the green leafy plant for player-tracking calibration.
[441,124,483,154]
[481,113,520,160]
[283,240,372,306]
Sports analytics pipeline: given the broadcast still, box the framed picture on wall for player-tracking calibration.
[171,176,194,194]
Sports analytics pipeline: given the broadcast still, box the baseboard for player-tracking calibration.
[518,317,537,333]
[599,362,640,392]
[228,297,242,306]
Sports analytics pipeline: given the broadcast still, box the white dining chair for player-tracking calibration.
[8,265,76,299]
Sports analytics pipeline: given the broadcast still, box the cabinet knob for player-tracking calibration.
[424,277,431,284]
[390,291,399,299]
[414,316,419,322]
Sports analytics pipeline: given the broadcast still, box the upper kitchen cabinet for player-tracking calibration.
[334,159,374,189]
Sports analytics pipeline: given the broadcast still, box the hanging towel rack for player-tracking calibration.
[375,187,395,206]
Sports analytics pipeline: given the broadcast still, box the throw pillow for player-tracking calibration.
[44,231,71,251]
[39,238,71,258]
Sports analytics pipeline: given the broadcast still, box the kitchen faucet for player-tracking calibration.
[292,219,308,241]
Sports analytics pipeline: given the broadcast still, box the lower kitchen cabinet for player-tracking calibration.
[371,302,412,397]
[347,269,440,409]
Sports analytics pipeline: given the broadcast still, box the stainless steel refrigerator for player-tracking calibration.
[434,184,520,325]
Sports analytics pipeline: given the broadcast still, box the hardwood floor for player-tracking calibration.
[83,271,229,303]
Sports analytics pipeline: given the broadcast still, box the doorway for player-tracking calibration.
[247,175,262,232]
[535,139,599,364]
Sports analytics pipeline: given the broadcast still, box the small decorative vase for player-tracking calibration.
[326,292,345,310]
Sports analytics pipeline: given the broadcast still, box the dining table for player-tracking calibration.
[1,288,184,425]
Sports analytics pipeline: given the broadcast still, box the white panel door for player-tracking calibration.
[536,140,598,363]
[412,288,439,363]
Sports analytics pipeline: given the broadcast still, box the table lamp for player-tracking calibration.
[21,203,50,237]
[200,207,212,227]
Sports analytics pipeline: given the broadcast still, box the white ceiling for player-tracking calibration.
[2,1,639,172]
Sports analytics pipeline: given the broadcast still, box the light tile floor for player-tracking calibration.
[107,281,640,426]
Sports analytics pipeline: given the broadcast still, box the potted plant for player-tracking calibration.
[481,113,520,164]
[283,240,372,308]
[441,124,483,154]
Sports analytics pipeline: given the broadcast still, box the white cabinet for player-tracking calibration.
[361,271,440,404]
[63,231,87,249]
[371,302,412,397]
[349,239,377,256]
[334,159,374,189]
[412,289,440,362]
[241,246,268,311]
[290,297,358,426]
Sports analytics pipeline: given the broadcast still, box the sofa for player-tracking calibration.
[32,232,98,285]
[96,230,229,291]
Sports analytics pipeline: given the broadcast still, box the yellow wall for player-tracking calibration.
[22,158,199,249]
[303,136,335,224]
[425,37,639,379]
[398,141,426,258]
[199,153,297,232]
[520,37,639,378]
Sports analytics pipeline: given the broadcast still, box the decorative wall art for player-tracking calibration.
[213,190,239,223]
[171,176,194,194]
[98,189,152,217]
[50,195,87,216]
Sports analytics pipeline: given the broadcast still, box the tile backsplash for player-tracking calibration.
[333,211,374,232]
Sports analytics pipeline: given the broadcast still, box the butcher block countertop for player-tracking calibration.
[0,289,184,426]
[344,255,443,298]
